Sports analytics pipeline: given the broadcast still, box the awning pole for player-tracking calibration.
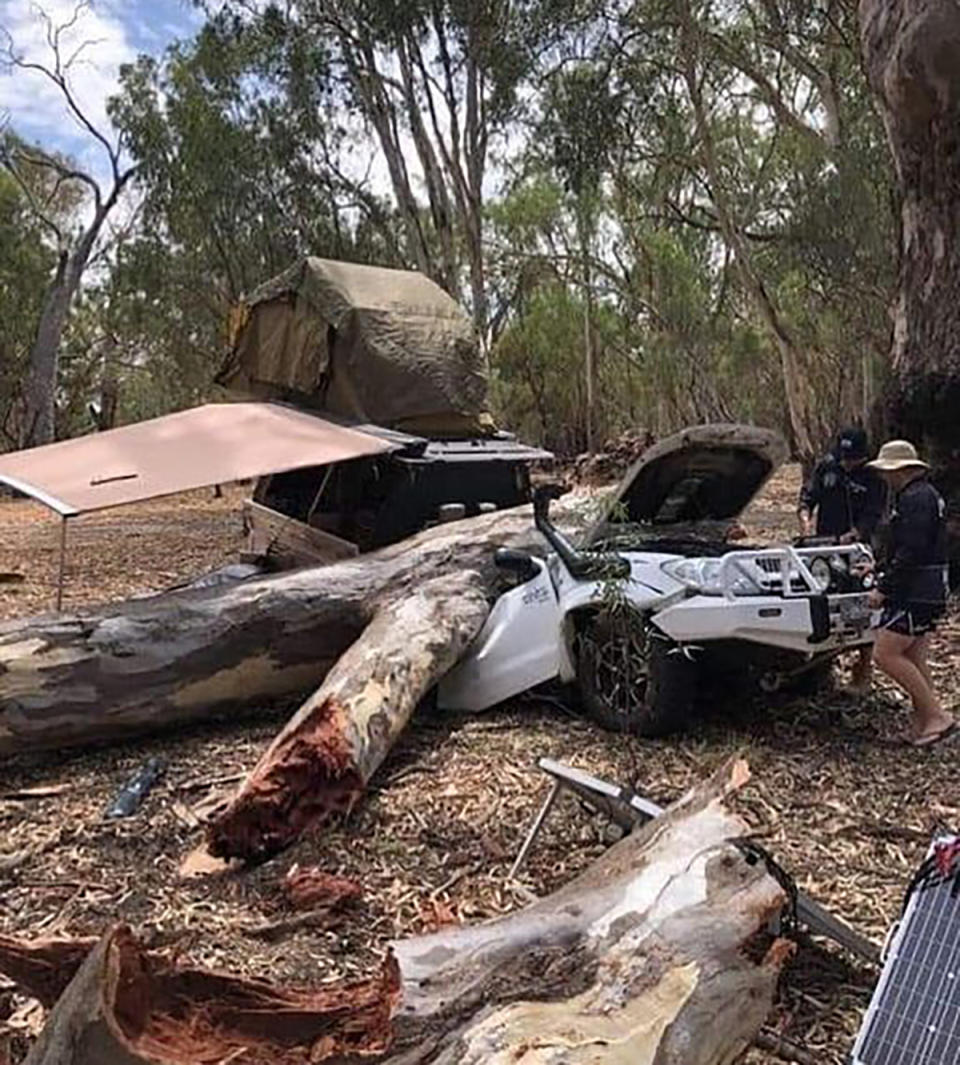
[305,465,335,526]
[55,517,68,612]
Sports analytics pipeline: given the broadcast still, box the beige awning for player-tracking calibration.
[0,402,397,517]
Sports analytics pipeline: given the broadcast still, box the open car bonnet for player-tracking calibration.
[584,423,788,545]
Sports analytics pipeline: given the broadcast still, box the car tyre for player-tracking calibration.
[786,657,835,695]
[575,611,697,737]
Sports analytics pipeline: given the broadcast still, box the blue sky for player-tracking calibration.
[0,0,202,178]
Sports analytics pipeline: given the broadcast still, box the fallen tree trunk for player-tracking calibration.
[207,570,491,862]
[382,757,792,1064]
[0,759,793,1065]
[0,503,581,756]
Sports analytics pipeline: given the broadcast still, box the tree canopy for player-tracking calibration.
[0,0,899,456]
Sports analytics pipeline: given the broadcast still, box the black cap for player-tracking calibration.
[836,426,868,459]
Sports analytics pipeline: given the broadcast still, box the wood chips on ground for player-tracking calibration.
[0,467,957,1064]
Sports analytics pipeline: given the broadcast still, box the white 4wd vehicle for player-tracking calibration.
[438,424,876,736]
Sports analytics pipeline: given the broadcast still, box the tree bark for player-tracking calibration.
[206,570,491,862]
[859,0,960,513]
[0,926,397,1065]
[382,758,792,1064]
[19,251,75,448]
[20,174,131,448]
[0,504,579,757]
[0,760,792,1065]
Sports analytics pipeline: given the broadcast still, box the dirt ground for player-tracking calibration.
[1,467,958,1063]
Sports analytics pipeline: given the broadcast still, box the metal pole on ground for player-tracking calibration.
[55,517,68,612]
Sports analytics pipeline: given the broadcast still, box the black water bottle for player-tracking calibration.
[105,757,166,819]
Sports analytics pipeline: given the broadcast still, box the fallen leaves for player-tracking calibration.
[0,468,954,1065]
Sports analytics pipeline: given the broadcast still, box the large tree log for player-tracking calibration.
[382,757,791,1064]
[0,760,792,1065]
[859,0,960,528]
[207,570,491,862]
[0,503,581,756]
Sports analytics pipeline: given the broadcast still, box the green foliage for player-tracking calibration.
[493,283,643,452]
[104,11,404,418]
[1,0,900,457]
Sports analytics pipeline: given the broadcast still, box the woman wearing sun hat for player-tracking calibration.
[867,440,953,746]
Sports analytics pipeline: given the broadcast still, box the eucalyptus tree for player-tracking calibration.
[1,5,136,445]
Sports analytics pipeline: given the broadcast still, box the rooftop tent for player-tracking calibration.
[0,402,397,517]
[217,257,493,437]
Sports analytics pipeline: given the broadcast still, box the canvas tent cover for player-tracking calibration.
[218,257,491,436]
[0,403,396,516]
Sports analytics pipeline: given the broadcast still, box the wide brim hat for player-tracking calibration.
[867,439,929,472]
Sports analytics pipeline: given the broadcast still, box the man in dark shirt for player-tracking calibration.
[798,427,885,543]
[867,440,953,747]
[798,427,885,691]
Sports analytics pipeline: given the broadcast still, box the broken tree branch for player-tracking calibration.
[206,569,492,862]
[5,925,398,1065]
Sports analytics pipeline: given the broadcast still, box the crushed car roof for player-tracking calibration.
[0,402,397,516]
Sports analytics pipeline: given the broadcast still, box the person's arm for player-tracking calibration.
[876,488,935,598]
[854,471,886,542]
[797,462,822,535]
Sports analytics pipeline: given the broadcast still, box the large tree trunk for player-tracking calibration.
[206,570,490,862]
[19,254,75,448]
[20,213,105,448]
[859,0,960,519]
[382,758,792,1065]
[0,504,576,757]
[0,760,792,1065]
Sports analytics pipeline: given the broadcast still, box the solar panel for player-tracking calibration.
[852,835,960,1064]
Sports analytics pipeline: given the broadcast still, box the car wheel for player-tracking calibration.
[786,657,835,695]
[575,609,697,737]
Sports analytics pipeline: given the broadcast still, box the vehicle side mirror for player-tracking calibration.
[494,548,538,582]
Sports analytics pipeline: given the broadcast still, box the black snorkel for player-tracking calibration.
[532,485,631,581]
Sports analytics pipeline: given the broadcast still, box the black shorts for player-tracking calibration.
[879,602,945,637]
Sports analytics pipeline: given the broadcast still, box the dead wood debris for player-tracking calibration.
[284,867,363,912]
[0,926,398,1064]
[755,1029,819,1065]
[0,469,954,1064]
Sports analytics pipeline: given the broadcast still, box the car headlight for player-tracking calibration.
[661,558,721,592]
[808,556,832,593]
[660,558,759,596]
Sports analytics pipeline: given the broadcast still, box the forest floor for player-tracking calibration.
[1,468,958,1063]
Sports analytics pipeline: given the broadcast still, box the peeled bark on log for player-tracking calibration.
[0,503,580,757]
[207,570,491,862]
[381,757,792,1064]
[0,926,398,1065]
[0,759,791,1065]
